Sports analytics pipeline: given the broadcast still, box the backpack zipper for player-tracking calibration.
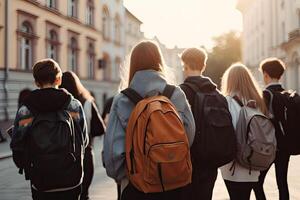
[157,163,165,192]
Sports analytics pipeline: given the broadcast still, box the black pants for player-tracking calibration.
[121,183,185,200]
[81,147,95,200]
[32,185,81,200]
[253,150,290,200]
[224,180,256,200]
[183,167,218,200]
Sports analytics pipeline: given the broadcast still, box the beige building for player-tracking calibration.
[0,0,119,121]
[237,0,300,91]
[124,7,144,57]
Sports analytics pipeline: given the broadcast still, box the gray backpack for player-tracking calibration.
[233,97,276,171]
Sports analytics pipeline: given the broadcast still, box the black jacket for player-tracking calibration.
[180,76,217,109]
[263,84,287,151]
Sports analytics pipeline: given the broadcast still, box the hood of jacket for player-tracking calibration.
[184,75,217,92]
[24,88,72,113]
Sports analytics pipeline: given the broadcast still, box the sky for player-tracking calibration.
[124,0,243,49]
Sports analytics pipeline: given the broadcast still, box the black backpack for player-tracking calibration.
[22,105,84,191]
[181,82,236,168]
[266,89,300,155]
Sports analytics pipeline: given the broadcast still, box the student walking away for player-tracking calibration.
[60,71,106,200]
[220,64,276,200]
[254,58,300,200]
[103,40,195,200]
[179,48,236,200]
[10,59,89,200]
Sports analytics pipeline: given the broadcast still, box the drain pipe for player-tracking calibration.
[3,0,9,121]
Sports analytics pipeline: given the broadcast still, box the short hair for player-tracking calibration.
[32,59,62,85]
[181,48,207,71]
[259,58,286,79]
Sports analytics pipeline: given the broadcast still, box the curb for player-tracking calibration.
[0,152,12,160]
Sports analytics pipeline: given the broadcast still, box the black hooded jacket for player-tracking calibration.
[180,76,218,108]
[10,88,88,168]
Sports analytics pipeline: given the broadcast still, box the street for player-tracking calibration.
[1,137,300,200]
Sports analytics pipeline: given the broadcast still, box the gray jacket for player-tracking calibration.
[103,70,195,182]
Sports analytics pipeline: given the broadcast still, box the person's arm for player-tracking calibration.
[78,103,89,148]
[103,97,126,182]
[10,106,33,168]
[172,87,196,147]
[90,101,106,137]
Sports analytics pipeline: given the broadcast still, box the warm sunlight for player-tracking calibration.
[124,0,242,48]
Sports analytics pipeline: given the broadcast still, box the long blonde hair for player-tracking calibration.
[221,63,267,114]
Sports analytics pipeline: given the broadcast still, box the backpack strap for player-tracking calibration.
[233,96,244,107]
[264,89,274,117]
[162,84,176,99]
[121,88,143,105]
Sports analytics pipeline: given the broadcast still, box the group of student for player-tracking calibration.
[9,40,299,200]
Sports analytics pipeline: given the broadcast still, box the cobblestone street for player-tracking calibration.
[1,137,300,200]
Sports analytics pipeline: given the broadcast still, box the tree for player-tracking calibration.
[204,31,241,87]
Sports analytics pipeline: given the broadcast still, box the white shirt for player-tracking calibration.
[219,96,260,182]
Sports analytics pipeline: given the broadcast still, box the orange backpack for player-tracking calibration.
[121,85,192,193]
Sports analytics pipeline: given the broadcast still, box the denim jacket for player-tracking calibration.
[103,70,195,183]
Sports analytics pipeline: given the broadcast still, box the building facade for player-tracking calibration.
[100,0,125,83]
[124,7,144,57]
[237,0,300,91]
[0,0,119,121]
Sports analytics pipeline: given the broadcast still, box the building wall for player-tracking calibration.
[238,0,300,89]
[100,0,126,82]
[124,9,144,58]
[0,0,120,121]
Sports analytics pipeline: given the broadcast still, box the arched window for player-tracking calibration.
[20,21,33,70]
[68,0,77,18]
[87,42,95,79]
[102,6,110,40]
[103,53,111,81]
[47,30,59,61]
[114,14,121,45]
[86,0,94,26]
[69,37,78,72]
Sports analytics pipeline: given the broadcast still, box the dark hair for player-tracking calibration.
[129,41,163,84]
[60,71,93,104]
[259,58,286,79]
[32,59,61,85]
[18,88,31,108]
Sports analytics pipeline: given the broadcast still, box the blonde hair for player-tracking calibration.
[221,63,267,114]
[181,47,207,72]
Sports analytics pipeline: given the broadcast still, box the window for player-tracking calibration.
[47,30,59,61]
[46,0,56,9]
[20,22,33,70]
[114,15,121,44]
[69,37,78,72]
[87,42,95,79]
[86,0,94,26]
[103,53,111,81]
[68,0,77,18]
[298,10,300,28]
[113,57,121,80]
[102,6,110,40]
[282,22,286,42]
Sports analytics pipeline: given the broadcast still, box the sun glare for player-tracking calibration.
[124,0,242,48]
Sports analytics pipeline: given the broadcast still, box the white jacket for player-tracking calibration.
[219,96,260,182]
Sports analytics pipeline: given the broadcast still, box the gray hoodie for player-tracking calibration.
[103,69,195,184]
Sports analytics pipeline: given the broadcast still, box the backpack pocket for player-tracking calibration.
[247,141,276,170]
[144,141,191,185]
[31,152,83,191]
